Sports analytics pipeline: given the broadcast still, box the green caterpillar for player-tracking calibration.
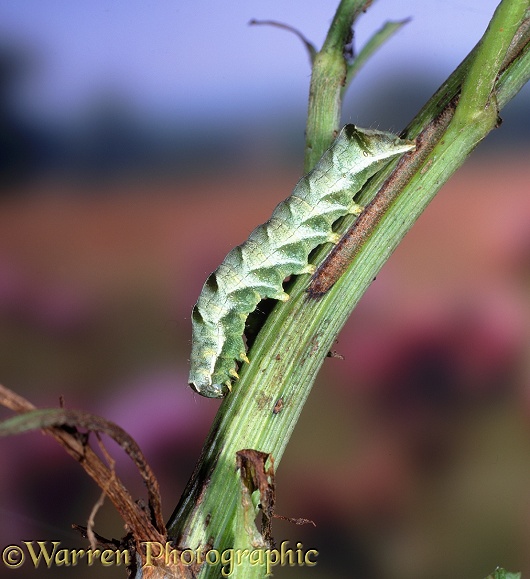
[189,125,415,398]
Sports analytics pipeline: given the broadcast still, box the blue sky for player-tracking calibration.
[0,1,510,126]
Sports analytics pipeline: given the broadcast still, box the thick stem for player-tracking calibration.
[166,3,530,579]
[304,0,368,172]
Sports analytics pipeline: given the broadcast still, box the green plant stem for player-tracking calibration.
[166,2,530,578]
[455,0,528,125]
[306,0,529,296]
[342,19,410,97]
[304,0,367,172]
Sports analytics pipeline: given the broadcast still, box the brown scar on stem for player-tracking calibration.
[327,350,345,360]
[236,449,276,547]
[306,100,457,299]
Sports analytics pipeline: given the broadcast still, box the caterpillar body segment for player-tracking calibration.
[189,125,415,398]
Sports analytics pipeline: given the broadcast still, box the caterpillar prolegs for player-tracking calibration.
[189,125,415,398]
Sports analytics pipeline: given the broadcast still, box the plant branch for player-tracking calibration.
[248,19,317,64]
[304,0,369,171]
[309,2,530,296]
[342,18,410,96]
[455,0,528,125]
[0,384,166,557]
[166,2,529,578]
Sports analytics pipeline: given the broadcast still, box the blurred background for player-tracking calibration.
[0,1,529,578]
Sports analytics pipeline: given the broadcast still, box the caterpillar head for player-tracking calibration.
[342,125,415,162]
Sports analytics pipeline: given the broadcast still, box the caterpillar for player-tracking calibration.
[189,125,415,398]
